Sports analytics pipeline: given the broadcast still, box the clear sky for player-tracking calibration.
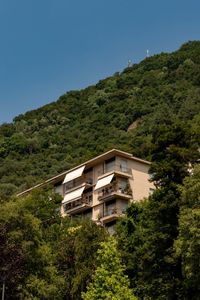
[0,0,200,124]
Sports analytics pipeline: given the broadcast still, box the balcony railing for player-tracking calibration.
[97,164,132,178]
[64,176,93,192]
[104,207,125,217]
[63,192,93,213]
[98,207,126,224]
[105,164,132,175]
[98,183,132,201]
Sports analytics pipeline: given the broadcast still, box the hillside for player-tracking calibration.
[0,40,200,199]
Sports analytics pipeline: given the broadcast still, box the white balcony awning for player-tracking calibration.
[62,186,85,204]
[63,165,85,184]
[94,174,114,191]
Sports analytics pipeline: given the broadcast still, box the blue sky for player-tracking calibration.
[0,0,200,124]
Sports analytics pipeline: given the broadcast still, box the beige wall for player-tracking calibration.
[61,154,155,219]
[54,184,63,196]
[60,204,65,216]
[93,203,104,221]
[129,160,154,201]
[93,163,104,206]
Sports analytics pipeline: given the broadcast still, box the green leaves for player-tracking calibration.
[1,41,200,197]
[0,40,200,299]
[150,121,199,187]
[0,189,64,299]
[57,219,107,299]
[82,236,137,300]
[117,116,199,299]
[174,165,200,299]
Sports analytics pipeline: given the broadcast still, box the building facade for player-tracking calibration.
[18,149,154,232]
[60,149,154,230]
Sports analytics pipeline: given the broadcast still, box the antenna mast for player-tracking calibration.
[127,59,132,67]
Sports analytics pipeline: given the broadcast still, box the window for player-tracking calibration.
[84,168,93,185]
[65,180,74,191]
[105,199,116,216]
[118,178,128,192]
[105,157,115,173]
[82,209,92,219]
[119,159,127,173]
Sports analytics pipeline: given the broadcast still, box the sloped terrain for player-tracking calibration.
[0,41,200,197]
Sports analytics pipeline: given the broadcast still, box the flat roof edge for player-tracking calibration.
[17,149,151,197]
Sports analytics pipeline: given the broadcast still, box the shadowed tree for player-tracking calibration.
[174,165,200,300]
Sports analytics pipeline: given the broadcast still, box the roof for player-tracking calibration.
[17,148,151,197]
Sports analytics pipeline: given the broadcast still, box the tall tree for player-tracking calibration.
[117,120,199,299]
[0,189,65,300]
[174,165,200,300]
[57,218,108,300]
[82,236,137,300]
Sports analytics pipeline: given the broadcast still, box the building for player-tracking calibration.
[17,149,154,232]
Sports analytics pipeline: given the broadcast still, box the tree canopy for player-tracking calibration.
[0,40,200,299]
[0,41,200,199]
[82,236,137,300]
[0,190,107,299]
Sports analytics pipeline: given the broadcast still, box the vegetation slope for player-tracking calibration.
[0,41,200,300]
[0,40,200,199]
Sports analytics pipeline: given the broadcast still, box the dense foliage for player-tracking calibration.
[0,41,200,199]
[0,41,200,299]
[116,119,199,299]
[0,190,108,299]
[82,236,137,300]
[174,165,200,299]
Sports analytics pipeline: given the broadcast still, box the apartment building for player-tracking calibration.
[18,149,154,232]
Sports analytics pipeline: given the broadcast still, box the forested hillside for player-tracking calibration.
[0,41,200,300]
[0,41,200,199]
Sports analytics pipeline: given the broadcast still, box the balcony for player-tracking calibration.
[100,208,125,224]
[103,164,132,176]
[63,192,93,215]
[98,182,132,202]
[64,176,93,193]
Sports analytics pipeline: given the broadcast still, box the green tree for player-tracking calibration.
[150,121,198,187]
[174,165,200,299]
[0,189,65,299]
[117,120,199,299]
[57,218,108,300]
[1,41,200,196]
[82,236,137,300]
